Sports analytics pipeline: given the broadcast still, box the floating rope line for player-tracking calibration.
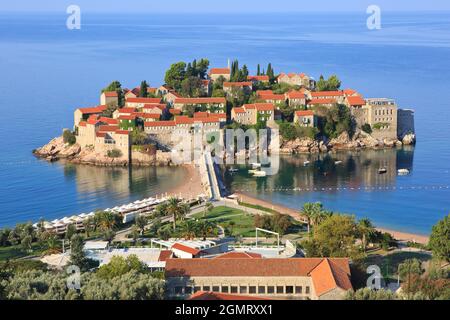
[233,185,450,193]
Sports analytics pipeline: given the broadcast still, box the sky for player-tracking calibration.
[1,0,450,14]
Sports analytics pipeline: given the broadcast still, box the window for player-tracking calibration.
[276,286,284,294]
[305,286,310,294]
[258,286,266,294]
[240,286,247,294]
[249,286,256,294]
[222,286,229,293]
[202,286,210,292]
[185,287,192,294]
[212,286,220,292]
[286,286,294,294]
[267,286,275,294]
[231,286,238,294]
[295,286,302,294]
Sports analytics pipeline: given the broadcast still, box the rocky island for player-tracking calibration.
[34,59,416,165]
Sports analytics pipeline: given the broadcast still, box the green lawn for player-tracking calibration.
[0,242,45,261]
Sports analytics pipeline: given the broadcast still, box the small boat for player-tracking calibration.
[253,170,267,177]
[378,168,387,174]
[335,160,343,165]
[248,169,257,174]
[398,169,410,175]
[251,163,261,168]
[303,161,310,166]
[228,168,239,173]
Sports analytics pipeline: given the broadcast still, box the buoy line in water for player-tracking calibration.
[233,185,450,193]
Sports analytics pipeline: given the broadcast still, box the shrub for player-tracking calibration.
[361,123,372,134]
[63,130,76,145]
[107,149,122,158]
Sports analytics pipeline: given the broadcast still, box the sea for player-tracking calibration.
[0,12,449,233]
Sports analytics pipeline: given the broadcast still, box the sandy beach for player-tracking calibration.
[165,164,205,201]
[235,192,430,244]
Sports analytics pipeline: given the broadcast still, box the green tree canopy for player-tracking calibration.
[429,214,450,262]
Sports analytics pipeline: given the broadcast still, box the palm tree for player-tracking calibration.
[198,220,215,240]
[181,220,197,240]
[83,217,93,238]
[166,197,184,231]
[301,202,322,234]
[358,218,376,253]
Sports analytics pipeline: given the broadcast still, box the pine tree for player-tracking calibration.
[267,63,275,83]
[257,64,261,76]
[139,80,148,98]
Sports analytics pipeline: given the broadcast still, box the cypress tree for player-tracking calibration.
[257,64,261,76]
[139,80,148,97]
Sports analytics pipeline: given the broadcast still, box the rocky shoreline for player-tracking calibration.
[33,136,176,167]
[279,131,416,154]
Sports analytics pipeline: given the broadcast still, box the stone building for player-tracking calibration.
[100,91,119,107]
[172,97,226,112]
[165,257,352,300]
[364,98,398,140]
[277,72,315,89]
[231,103,275,125]
[294,110,317,127]
[208,68,231,81]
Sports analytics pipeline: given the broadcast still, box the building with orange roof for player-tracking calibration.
[231,103,275,125]
[247,75,270,83]
[294,110,317,127]
[277,72,315,89]
[310,91,345,103]
[165,257,352,300]
[173,97,226,112]
[208,67,231,81]
[125,97,162,108]
[100,91,119,107]
[188,291,271,300]
[306,98,337,108]
[285,89,308,106]
[73,105,107,128]
[223,81,253,94]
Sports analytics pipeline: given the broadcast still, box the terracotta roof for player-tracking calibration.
[147,87,157,93]
[189,291,271,301]
[165,257,349,277]
[158,250,173,262]
[193,111,209,118]
[209,68,230,75]
[174,97,226,104]
[286,90,306,99]
[118,115,137,120]
[99,117,119,125]
[223,81,252,87]
[346,96,366,106]
[140,113,160,119]
[142,104,166,111]
[96,132,106,138]
[308,258,352,296]
[278,72,307,79]
[175,116,194,125]
[201,79,210,85]
[87,114,100,125]
[117,107,137,114]
[295,110,314,116]
[343,88,357,96]
[169,109,182,115]
[258,94,285,101]
[213,251,262,259]
[115,130,130,135]
[256,90,275,97]
[310,91,344,97]
[171,243,201,255]
[102,91,118,97]
[78,121,87,127]
[77,105,107,114]
[98,125,119,133]
[126,97,162,103]
[233,107,246,114]
[144,120,176,127]
[247,75,269,81]
[307,98,337,105]
[244,103,275,112]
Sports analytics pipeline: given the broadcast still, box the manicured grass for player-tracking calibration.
[192,206,257,237]
[237,201,279,214]
[0,243,45,261]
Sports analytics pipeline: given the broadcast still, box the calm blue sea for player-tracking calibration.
[0,12,449,233]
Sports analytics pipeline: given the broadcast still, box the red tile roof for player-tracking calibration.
[77,105,107,114]
[189,291,271,301]
[142,104,166,111]
[165,257,350,278]
[126,97,162,104]
[278,72,307,79]
[209,68,230,75]
[256,90,274,97]
[286,90,306,99]
[98,125,119,133]
[115,130,130,135]
[213,251,262,259]
[171,243,200,255]
[140,113,161,119]
[118,115,137,120]
[310,91,344,98]
[174,116,194,125]
[295,110,314,116]
[343,88,357,96]
[144,120,176,127]
[346,96,366,106]
[247,75,270,81]
[102,91,118,97]
[307,98,337,105]
[244,103,275,112]
[117,107,137,114]
[78,121,87,127]
[87,114,100,125]
[174,97,226,104]
[258,94,285,101]
[169,109,182,115]
[158,250,173,262]
[233,107,246,114]
[193,111,209,118]
[223,81,252,87]
[309,258,353,296]
[99,117,119,125]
